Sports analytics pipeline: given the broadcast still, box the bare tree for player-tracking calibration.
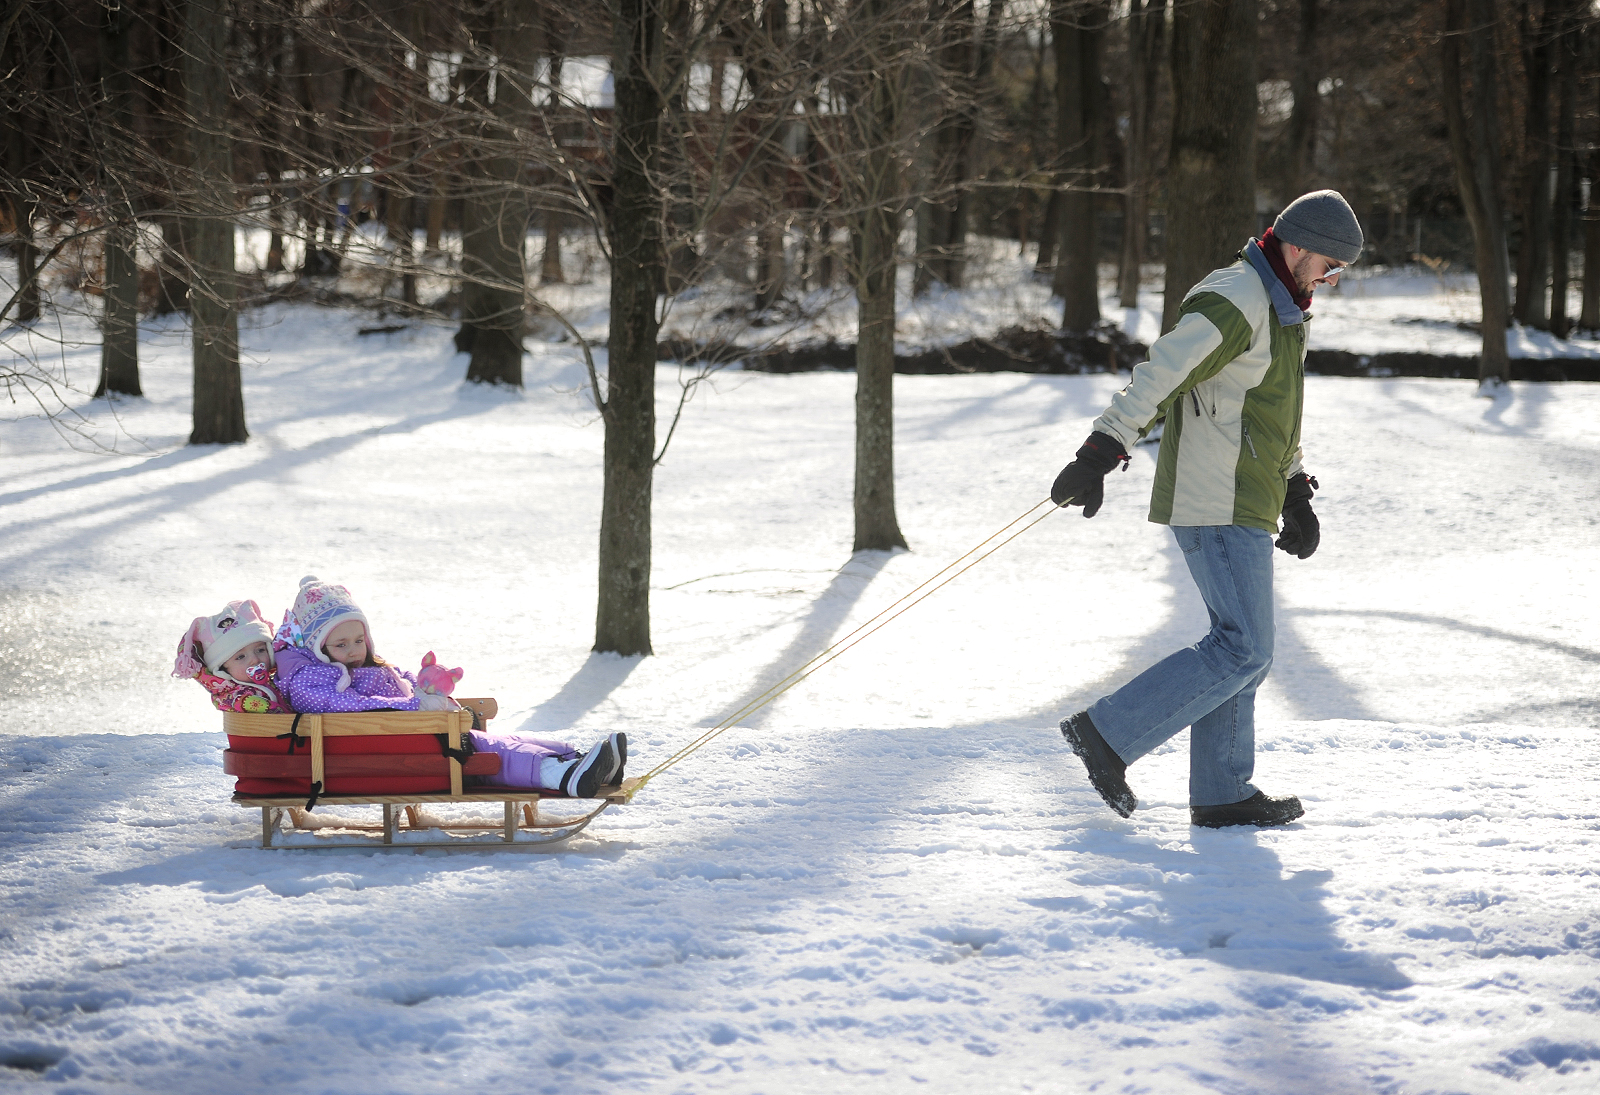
[1581,24,1600,331]
[97,0,142,398]
[1441,0,1512,385]
[1163,0,1257,334]
[1513,0,1554,329]
[459,0,538,386]
[1051,0,1107,332]
[819,0,916,553]
[1117,0,1164,309]
[1282,0,1319,202]
[538,4,569,285]
[1547,0,1581,336]
[184,0,246,443]
[593,0,667,655]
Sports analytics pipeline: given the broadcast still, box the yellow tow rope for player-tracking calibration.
[629,498,1061,794]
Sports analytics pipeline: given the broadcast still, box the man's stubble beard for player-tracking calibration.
[1290,252,1318,298]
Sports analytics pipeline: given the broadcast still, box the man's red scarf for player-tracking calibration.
[1259,227,1312,312]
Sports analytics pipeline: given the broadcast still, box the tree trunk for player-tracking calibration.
[755,215,787,311]
[1513,1,1553,328]
[1583,145,1600,329]
[265,186,286,273]
[850,0,908,554]
[98,0,140,396]
[540,37,566,285]
[595,0,664,656]
[386,185,418,307]
[152,212,191,315]
[1118,0,1164,309]
[11,198,41,325]
[943,0,1005,291]
[461,0,533,386]
[854,201,908,553]
[1052,0,1104,332]
[541,205,565,284]
[746,0,792,310]
[1283,0,1319,202]
[184,0,245,444]
[3,61,41,325]
[1034,188,1062,276]
[1441,0,1512,385]
[98,222,142,397]
[425,175,446,257]
[258,20,288,276]
[1162,0,1257,335]
[382,37,421,309]
[1548,0,1580,336]
[914,0,967,297]
[1030,20,1058,279]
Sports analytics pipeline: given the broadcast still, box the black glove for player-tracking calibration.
[1275,473,1320,559]
[1051,432,1129,517]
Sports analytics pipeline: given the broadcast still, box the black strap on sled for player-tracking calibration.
[435,707,482,763]
[437,733,474,764]
[277,713,308,754]
[303,780,322,811]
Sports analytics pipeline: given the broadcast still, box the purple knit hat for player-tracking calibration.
[290,575,374,691]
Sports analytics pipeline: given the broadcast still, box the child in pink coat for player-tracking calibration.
[172,600,290,714]
[271,576,626,798]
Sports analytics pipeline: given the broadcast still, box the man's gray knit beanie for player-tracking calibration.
[1273,190,1363,265]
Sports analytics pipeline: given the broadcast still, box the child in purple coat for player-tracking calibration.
[275,575,625,799]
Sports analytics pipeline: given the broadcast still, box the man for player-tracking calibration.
[1051,190,1363,829]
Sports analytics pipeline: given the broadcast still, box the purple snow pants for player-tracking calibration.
[468,732,578,790]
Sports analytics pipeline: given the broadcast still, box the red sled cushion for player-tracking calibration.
[224,733,488,795]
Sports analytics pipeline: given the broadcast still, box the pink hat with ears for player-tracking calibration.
[173,600,275,680]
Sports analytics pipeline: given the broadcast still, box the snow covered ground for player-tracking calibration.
[2,272,1600,1092]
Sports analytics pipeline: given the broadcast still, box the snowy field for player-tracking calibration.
[3,273,1600,1092]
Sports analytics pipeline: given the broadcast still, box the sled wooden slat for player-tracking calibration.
[221,708,491,738]
[308,714,324,789]
[222,699,634,851]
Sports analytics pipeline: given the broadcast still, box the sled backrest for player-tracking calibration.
[222,697,498,795]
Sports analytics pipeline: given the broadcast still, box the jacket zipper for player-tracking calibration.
[1191,389,1201,417]
[1242,421,1258,458]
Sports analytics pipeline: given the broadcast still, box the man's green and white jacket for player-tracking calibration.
[1093,240,1309,532]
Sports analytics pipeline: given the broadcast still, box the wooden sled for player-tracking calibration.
[223,697,641,851]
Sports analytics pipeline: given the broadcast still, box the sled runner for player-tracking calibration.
[223,697,640,851]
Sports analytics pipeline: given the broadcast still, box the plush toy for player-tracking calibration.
[416,651,464,697]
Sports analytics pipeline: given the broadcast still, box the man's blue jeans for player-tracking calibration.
[1088,524,1274,807]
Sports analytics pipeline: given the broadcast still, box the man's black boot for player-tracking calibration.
[1190,791,1304,828]
[1060,712,1137,818]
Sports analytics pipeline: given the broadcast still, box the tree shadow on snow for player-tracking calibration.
[1477,377,1556,435]
[1288,605,1600,666]
[703,550,896,729]
[992,528,1205,729]
[514,652,643,735]
[0,391,508,575]
[900,374,1122,444]
[1263,603,1381,722]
